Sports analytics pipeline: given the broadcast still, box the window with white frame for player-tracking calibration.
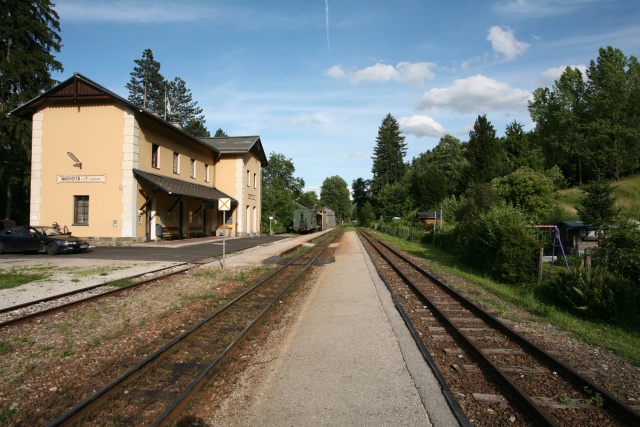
[204,164,210,182]
[190,158,196,179]
[253,173,257,189]
[247,170,250,187]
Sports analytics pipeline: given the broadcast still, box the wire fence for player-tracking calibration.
[373,223,425,242]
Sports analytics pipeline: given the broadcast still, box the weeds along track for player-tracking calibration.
[0,260,213,328]
[44,229,341,426]
[357,229,639,427]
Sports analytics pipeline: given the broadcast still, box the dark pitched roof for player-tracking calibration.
[200,136,268,167]
[133,169,237,204]
[557,221,595,229]
[12,73,218,154]
[416,211,436,219]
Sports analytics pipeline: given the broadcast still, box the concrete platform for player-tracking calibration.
[226,231,460,426]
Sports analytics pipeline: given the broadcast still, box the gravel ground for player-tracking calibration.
[0,258,181,309]
[0,232,639,426]
[0,234,305,310]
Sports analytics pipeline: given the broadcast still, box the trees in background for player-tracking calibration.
[296,191,319,210]
[0,0,62,222]
[126,48,165,113]
[351,177,370,223]
[370,113,407,198]
[166,77,209,137]
[492,167,555,223]
[465,114,506,184]
[126,49,209,137]
[578,177,617,227]
[529,46,640,184]
[261,152,304,233]
[349,46,640,287]
[355,46,640,228]
[320,176,351,223]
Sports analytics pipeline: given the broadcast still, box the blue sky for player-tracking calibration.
[53,0,640,195]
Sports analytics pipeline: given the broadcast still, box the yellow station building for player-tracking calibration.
[13,73,267,245]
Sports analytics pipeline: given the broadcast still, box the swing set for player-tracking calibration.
[532,225,571,271]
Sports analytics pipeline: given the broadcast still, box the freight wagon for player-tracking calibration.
[292,208,321,233]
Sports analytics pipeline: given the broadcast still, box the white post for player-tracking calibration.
[222,210,226,269]
[432,212,436,244]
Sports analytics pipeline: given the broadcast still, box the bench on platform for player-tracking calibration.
[188,227,204,238]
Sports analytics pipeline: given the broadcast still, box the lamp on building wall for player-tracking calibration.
[67,152,82,169]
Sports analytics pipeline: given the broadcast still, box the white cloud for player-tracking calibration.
[327,62,436,87]
[350,63,400,83]
[399,115,446,138]
[347,152,365,158]
[487,26,530,62]
[396,62,437,87]
[541,64,588,83]
[326,65,345,78]
[415,75,531,114]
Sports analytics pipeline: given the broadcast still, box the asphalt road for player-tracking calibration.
[0,235,291,263]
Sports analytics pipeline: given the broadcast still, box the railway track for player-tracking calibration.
[44,229,341,426]
[0,258,216,328]
[358,229,640,427]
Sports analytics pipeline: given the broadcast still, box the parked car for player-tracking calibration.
[0,225,89,255]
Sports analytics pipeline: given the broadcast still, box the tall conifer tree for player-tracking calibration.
[126,48,166,114]
[464,115,505,184]
[1,0,62,221]
[371,113,407,196]
[166,77,209,137]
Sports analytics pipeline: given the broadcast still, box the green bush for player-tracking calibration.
[594,219,640,285]
[458,203,539,284]
[545,266,639,325]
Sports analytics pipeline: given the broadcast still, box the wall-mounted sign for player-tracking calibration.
[57,175,106,183]
[248,194,256,200]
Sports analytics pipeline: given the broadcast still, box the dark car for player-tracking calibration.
[0,225,89,255]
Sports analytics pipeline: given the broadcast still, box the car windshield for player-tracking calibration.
[33,226,64,236]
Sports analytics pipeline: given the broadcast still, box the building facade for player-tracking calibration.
[13,73,267,244]
[202,136,266,237]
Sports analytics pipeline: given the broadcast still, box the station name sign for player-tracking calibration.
[57,175,106,183]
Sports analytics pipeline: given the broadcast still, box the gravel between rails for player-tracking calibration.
[1,233,639,426]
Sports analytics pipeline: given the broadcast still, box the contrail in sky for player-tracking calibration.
[325,0,331,56]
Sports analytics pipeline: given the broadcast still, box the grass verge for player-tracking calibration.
[0,268,50,289]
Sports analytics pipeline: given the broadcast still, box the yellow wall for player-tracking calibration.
[137,116,214,185]
[33,103,127,238]
[214,152,262,235]
[29,98,263,243]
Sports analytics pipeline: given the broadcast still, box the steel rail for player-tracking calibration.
[356,230,473,427]
[151,230,340,426]
[46,230,339,427]
[369,232,640,427]
[0,260,201,328]
[359,230,559,426]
